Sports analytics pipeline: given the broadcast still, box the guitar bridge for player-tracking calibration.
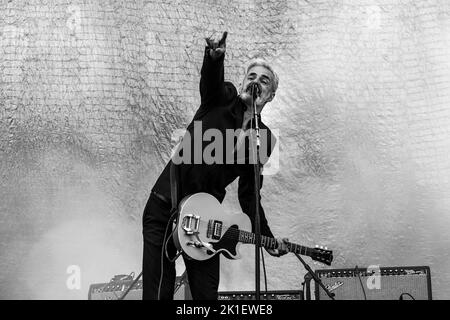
[182,214,200,235]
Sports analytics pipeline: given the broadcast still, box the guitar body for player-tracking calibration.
[173,193,251,261]
[173,192,333,265]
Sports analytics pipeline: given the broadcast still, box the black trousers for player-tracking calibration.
[142,192,220,300]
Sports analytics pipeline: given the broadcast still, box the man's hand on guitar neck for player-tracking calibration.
[265,238,289,257]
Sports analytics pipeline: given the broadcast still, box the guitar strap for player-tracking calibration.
[169,160,181,221]
[161,160,183,263]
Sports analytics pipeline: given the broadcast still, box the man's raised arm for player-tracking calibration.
[199,31,230,107]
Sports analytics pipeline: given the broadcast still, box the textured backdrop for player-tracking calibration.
[1,0,449,299]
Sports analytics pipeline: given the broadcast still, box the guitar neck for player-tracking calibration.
[238,230,313,257]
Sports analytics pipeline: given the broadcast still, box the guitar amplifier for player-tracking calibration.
[88,273,191,300]
[88,279,143,300]
[218,290,303,300]
[311,266,432,300]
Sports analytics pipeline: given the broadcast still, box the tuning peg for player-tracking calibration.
[325,247,328,250]
[315,245,318,248]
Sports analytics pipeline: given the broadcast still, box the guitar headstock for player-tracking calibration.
[311,245,333,266]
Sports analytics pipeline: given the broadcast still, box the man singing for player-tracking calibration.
[142,31,287,300]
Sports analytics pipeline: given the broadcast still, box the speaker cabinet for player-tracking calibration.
[310,266,431,300]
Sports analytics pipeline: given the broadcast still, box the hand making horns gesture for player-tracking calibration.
[205,31,228,60]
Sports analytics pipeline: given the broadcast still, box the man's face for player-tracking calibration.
[240,65,275,112]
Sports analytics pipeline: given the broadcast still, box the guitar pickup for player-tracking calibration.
[207,220,222,240]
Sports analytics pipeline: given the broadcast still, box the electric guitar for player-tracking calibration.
[173,193,333,265]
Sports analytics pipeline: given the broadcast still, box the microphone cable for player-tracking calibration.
[399,293,416,300]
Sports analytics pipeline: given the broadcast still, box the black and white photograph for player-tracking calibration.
[0,0,449,305]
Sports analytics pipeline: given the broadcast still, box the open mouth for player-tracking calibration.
[245,84,259,94]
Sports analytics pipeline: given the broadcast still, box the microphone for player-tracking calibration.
[251,82,261,99]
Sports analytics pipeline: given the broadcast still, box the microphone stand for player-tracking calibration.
[118,271,142,300]
[250,83,262,300]
[295,253,335,300]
